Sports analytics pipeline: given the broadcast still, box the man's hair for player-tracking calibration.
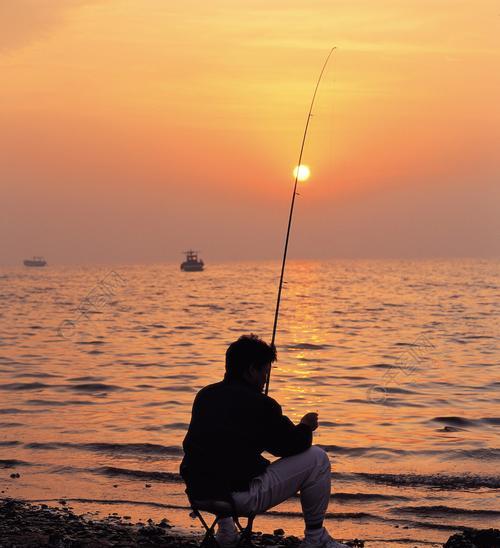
[225,334,277,379]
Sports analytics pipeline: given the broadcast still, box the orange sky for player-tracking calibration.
[1,0,499,263]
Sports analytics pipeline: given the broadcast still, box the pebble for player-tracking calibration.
[2,498,493,548]
[443,528,500,547]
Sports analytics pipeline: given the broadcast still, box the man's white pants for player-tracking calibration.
[230,446,331,526]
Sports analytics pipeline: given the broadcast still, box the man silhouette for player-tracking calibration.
[181,334,348,548]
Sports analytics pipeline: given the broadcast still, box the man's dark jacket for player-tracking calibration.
[180,375,312,500]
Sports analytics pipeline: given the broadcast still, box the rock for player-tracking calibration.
[48,532,63,546]
[443,535,476,548]
[473,529,500,547]
[444,529,500,548]
[139,525,163,538]
[262,532,278,544]
[274,528,285,536]
[282,535,300,546]
[346,540,364,548]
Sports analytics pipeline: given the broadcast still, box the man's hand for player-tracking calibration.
[300,412,319,431]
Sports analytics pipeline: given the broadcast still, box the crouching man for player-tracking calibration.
[180,334,348,548]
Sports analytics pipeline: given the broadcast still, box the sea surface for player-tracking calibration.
[0,260,498,547]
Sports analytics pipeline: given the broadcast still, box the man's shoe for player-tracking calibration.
[299,528,350,548]
[214,527,240,548]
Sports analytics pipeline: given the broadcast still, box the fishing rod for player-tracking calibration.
[265,47,336,396]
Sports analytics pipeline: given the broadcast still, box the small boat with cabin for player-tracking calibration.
[23,256,47,267]
[180,250,204,272]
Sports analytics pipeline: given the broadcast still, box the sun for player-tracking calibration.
[293,164,310,182]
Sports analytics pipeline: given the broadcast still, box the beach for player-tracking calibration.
[1,499,500,547]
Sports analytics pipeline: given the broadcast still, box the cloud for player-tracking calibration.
[0,0,99,52]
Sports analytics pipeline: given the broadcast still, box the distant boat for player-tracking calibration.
[180,250,204,272]
[23,256,47,267]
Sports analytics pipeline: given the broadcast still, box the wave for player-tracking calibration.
[483,417,500,425]
[26,399,97,406]
[0,459,31,468]
[0,382,49,391]
[24,441,183,457]
[68,376,106,382]
[0,408,41,414]
[366,363,399,369]
[67,383,123,392]
[143,422,189,431]
[346,397,425,408]
[286,343,332,350]
[437,426,464,432]
[332,492,410,502]
[117,360,163,368]
[405,520,472,532]
[449,448,500,460]
[31,497,187,510]
[94,466,182,482]
[67,464,500,491]
[266,509,384,521]
[189,303,225,311]
[347,472,500,489]
[158,385,196,392]
[13,373,61,379]
[320,421,353,428]
[323,441,500,461]
[163,374,198,380]
[21,436,498,464]
[431,416,500,428]
[320,444,410,457]
[393,505,500,517]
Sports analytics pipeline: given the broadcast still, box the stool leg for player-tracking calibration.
[237,515,255,547]
[194,510,220,548]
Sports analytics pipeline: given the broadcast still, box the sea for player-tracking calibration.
[0,260,498,547]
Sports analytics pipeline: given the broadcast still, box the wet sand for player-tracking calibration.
[0,498,315,548]
[1,498,499,548]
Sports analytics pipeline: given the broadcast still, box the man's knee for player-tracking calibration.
[303,445,331,470]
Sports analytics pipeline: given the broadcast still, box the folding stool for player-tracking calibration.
[187,493,256,548]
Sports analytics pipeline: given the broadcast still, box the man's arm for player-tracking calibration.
[261,397,313,457]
